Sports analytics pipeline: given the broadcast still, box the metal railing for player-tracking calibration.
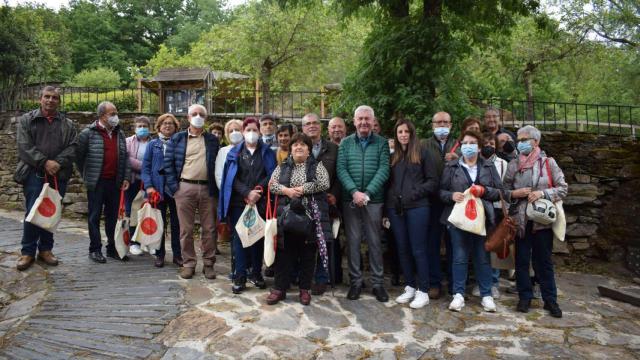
[0,86,333,122]
[1,86,638,136]
[471,98,640,137]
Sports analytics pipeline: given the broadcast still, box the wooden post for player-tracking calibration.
[137,78,142,112]
[255,79,260,114]
[320,89,325,119]
[158,83,164,114]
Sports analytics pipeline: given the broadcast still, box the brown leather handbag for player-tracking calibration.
[485,193,517,259]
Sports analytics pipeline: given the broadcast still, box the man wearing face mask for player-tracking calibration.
[259,114,278,152]
[75,101,131,264]
[422,111,458,299]
[164,104,220,280]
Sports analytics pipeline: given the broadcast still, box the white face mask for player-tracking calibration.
[107,115,119,127]
[244,131,259,144]
[190,115,205,129]
[229,130,243,145]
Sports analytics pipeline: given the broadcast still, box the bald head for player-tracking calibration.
[328,117,346,145]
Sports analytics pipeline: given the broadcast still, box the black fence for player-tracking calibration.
[1,87,638,136]
[0,86,334,122]
[472,98,640,137]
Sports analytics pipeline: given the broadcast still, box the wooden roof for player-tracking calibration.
[150,68,249,82]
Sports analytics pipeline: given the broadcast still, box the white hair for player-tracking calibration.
[302,113,320,126]
[518,125,541,141]
[354,105,374,118]
[188,103,207,116]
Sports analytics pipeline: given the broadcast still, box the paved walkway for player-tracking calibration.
[1,209,640,359]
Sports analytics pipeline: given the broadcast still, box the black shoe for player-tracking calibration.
[106,249,128,261]
[89,251,106,264]
[264,266,275,278]
[249,274,266,289]
[232,276,247,294]
[544,301,563,318]
[391,274,400,287]
[347,284,362,300]
[516,298,531,313]
[372,286,389,302]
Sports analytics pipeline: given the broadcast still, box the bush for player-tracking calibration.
[19,91,138,112]
[65,67,121,88]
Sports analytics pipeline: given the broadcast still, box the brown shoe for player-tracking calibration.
[37,251,59,266]
[203,265,216,279]
[154,256,165,268]
[17,255,35,271]
[299,289,311,305]
[266,289,286,305]
[428,287,442,300]
[311,283,327,296]
[180,267,195,279]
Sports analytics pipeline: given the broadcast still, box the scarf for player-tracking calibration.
[518,146,541,172]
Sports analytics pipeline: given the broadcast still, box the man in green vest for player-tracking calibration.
[337,105,390,302]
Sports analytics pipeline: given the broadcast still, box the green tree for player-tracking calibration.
[65,67,122,88]
[310,0,538,131]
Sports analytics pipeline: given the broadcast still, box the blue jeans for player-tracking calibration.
[21,174,68,256]
[156,195,181,258]
[448,226,493,297]
[387,206,430,291]
[87,178,118,253]
[516,222,557,302]
[428,201,451,290]
[229,206,263,279]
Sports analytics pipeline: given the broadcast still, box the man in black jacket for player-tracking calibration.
[15,86,77,271]
[301,113,342,294]
[75,101,130,263]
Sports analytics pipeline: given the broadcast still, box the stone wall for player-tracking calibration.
[1,111,639,272]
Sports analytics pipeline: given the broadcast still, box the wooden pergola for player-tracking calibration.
[140,67,250,114]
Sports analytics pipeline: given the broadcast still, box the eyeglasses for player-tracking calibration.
[303,121,320,127]
[517,138,533,142]
[190,112,206,117]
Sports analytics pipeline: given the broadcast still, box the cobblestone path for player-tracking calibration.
[0,215,185,359]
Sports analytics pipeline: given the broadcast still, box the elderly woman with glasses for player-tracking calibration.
[503,125,568,318]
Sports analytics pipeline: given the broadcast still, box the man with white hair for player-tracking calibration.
[164,103,219,279]
[337,105,390,302]
[76,101,130,264]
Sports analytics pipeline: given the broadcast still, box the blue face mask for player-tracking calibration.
[517,140,533,155]
[433,127,450,139]
[136,127,149,138]
[461,143,478,159]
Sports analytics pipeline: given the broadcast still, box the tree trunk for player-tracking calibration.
[260,59,272,114]
[523,62,536,123]
[423,0,442,18]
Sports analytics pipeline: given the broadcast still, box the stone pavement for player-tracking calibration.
[1,209,640,359]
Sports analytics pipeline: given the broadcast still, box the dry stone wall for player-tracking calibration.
[0,111,639,273]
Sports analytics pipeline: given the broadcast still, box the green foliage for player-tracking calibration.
[20,90,139,112]
[331,0,538,131]
[65,67,122,88]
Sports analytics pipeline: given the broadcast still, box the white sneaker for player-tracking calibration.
[472,285,480,297]
[129,244,143,256]
[491,286,501,299]
[449,293,465,312]
[482,296,497,312]
[395,286,416,304]
[409,290,429,309]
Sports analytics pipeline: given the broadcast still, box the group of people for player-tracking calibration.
[15,86,567,318]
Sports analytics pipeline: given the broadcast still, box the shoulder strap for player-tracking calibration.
[545,158,554,188]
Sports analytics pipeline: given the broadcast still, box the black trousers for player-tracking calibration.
[87,178,118,253]
[274,233,317,291]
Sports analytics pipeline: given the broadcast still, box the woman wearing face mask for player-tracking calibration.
[475,131,510,298]
[215,119,244,190]
[125,116,153,256]
[141,113,182,267]
[385,119,439,309]
[439,130,503,313]
[503,126,568,318]
[219,117,277,294]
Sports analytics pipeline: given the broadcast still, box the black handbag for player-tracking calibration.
[278,197,313,238]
